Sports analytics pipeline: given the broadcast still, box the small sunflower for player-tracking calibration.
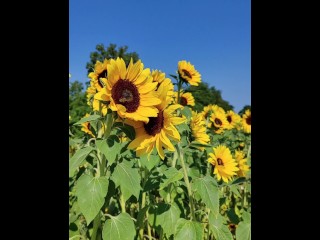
[242,109,251,133]
[174,91,195,107]
[190,111,210,150]
[88,59,110,92]
[225,110,242,130]
[208,145,239,183]
[152,70,174,103]
[127,81,185,159]
[178,60,201,86]
[80,114,95,137]
[210,110,229,134]
[234,150,250,177]
[200,104,214,128]
[95,58,161,123]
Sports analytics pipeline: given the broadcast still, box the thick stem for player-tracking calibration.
[176,144,196,220]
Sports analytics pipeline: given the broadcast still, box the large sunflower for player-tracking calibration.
[190,111,210,150]
[234,150,250,177]
[174,91,195,107]
[242,109,251,133]
[178,60,201,86]
[208,145,239,183]
[127,80,185,160]
[95,58,161,123]
[225,110,242,130]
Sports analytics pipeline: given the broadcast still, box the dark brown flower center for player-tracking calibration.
[246,115,251,125]
[182,69,192,79]
[111,79,140,113]
[97,70,108,88]
[214,118,222,126]
[217,158,224,166]
[227,116,232,123]
[180,96,188,106]
[144,110,164,136]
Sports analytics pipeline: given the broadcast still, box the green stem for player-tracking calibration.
[91,212,101,240]
[120,191,126,213]
[104,111,114,138]
[146,211,152,240]
[139,191,146,239]
[176,143,196,220]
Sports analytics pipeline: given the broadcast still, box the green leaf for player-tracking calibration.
[209,213,233,240]
[136,206,149,229]
[75,174,109,224]
[159,167,184,190]
[241,211,251,223]
[236,221,251,240]
[69,146,94,177]
[174,218,203,240]
[189,141,213,148]
[102,213,136,240]
[96,135,121,166]
[148,203,181,237]
[139,154,161,171]
[111,160,141,201]
[181,106,192,119]
[192,176,219,216]
[113,122,136,140]
[74,114,101,125]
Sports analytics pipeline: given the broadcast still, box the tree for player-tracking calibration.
[185,82,234,112]
[69,80,91,124]
[86,43,139,75]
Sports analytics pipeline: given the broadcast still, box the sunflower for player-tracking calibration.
[209,110,229,134]
[174,91,195,107]
[208,145,239,183]
[80,114,95,137]
[178,60,201,86]
[152,70,174,102]
[225,110,242,130]
[190,111,210,150]
[242,109,251,133]
[88,59,110,92]
[127,80,185,160]
[234,150,250,177]
[94,58,161,123]
[200,104,214,128]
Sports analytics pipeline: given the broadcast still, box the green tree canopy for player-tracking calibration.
[185,82,234,112]
[86,43,139,75]
[238,105,251,116]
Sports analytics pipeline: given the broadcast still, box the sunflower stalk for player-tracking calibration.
[176,143,196,220]
[139,167,148,240]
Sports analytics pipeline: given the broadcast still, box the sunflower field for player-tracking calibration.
[69,58,251,240]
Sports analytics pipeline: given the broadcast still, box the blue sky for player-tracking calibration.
[69,0,251,113]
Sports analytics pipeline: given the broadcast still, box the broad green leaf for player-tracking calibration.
[102,213,136,240]
[111,160,141,201]
[139,154,161,171]
[174,218,203,240]
[69,146,94,177]
[148,203,181,237]
[236,221,251,240]
[74,114,101,125]
[159,167,184,190]
[112,122,136,140]
[176,122,190,134]
[209,213,233,240]
[96,135,121,166]
[181,106,192,119]
[75,174,109,224]
[241,211,251,223]
[192,176,219,216]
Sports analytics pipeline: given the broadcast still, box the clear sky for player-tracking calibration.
[69,0,251,113]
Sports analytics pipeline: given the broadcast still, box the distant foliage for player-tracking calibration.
[185,82,234,112]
